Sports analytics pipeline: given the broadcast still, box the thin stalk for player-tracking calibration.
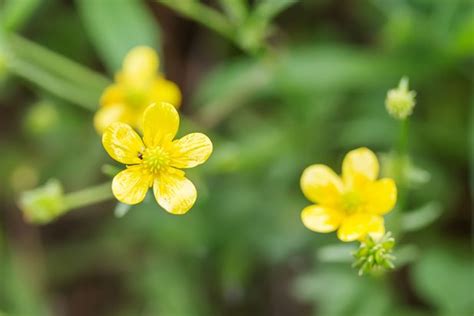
[398,119,409,159]
[9,34,110,92]
[9,57,100,110]
[63,182,114,210]
[389,118,410,238]
[396,118,409,212]
[157,0,235,41]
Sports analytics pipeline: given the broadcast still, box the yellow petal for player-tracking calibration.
[149,77,182,108]
[100,84,124,107]
[337,213,384,242]
[300,165,343,207]
[102,122,145,164]
[112,165,152,205]
[94,104,130,133]
[153,171,197,215]
[121,46,159,86]
[364,178,397,215]
[169,133,213,169]
[143,102,179,148]
[342,147,379,188]
[301,205,344,233]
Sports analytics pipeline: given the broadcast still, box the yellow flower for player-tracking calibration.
[94,46,182,132]
[102,102,212,214]
[300,147,397,242]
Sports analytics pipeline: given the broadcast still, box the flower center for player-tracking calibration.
[341,191,362,214]
[125,87,148,108]
[141,146,170,174]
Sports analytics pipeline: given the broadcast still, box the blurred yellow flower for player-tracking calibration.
[300,147,397,242]
[102,102,212,214]
[94,46,182,132]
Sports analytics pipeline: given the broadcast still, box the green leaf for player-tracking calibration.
[77,0,161,73]
[317,244,355,263]
[218,0,248,24]
[236,0,296,53]
[251,0,296,21]
[400,202,443,232]
[412,246,474,314]
[0,0,42,31]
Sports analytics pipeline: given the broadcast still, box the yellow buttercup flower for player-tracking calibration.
[94,46,182,132]
[300,147,397,242]
[102,102,212,214]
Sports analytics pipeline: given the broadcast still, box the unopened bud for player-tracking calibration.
[385,77,416,120]
[18,179,67,224]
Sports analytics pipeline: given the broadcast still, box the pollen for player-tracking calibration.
[142,146,170,174]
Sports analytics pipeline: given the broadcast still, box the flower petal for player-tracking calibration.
[94,104,130,133]
[300,165,343,206]
[102,122,144,164]
[120,46,159,86]
[169,133,213,169]
[112,165,152,205]
[301,205,343,233]
[100,84,124,107]
[143,102,179,148]
[342,147,379,188]
[337,213,384,242]
[364,178,397,215]
[150,77,182,108]
[153,171,197,215]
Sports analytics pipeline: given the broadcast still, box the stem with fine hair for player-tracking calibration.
[63,182,114,211]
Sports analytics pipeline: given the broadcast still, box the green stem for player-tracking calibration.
[157,0,235,41]
[9,58,100,110]
[390,118,410,238]
[9,34,110,92]
[1,32,110,111]
[387,117,410,238]
[398,118,409,159]
[396,119,409,211]
[63,182,114,210]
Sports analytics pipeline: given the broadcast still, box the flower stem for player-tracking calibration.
[157,0,234,41]
[396,119,409,211]
[9,34,110,93]
[1,32,110,111]
[398,118,409,159]
[389,118,410,238]
[63,182,114,211]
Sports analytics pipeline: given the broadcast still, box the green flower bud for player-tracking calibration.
[18,179,67,224]
[385,77,416,120]
[23,101,59,135]
[353,232,396,276]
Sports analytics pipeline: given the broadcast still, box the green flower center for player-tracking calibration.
[341,191,362,214]
[125,87,148,108]
[142,146,170,174]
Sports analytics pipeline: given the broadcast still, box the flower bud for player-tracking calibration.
[385,77,416,120]
[18,179,67,224]
[23,101,59,135]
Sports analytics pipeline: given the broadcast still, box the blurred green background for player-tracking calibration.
[0,0,472,315]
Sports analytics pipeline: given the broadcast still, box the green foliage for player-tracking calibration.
[413,245,474,315]
[0,0,471,315]
[0,0,41,31]
[77,0,161,72]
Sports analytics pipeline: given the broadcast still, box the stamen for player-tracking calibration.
[142,146,170,174]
